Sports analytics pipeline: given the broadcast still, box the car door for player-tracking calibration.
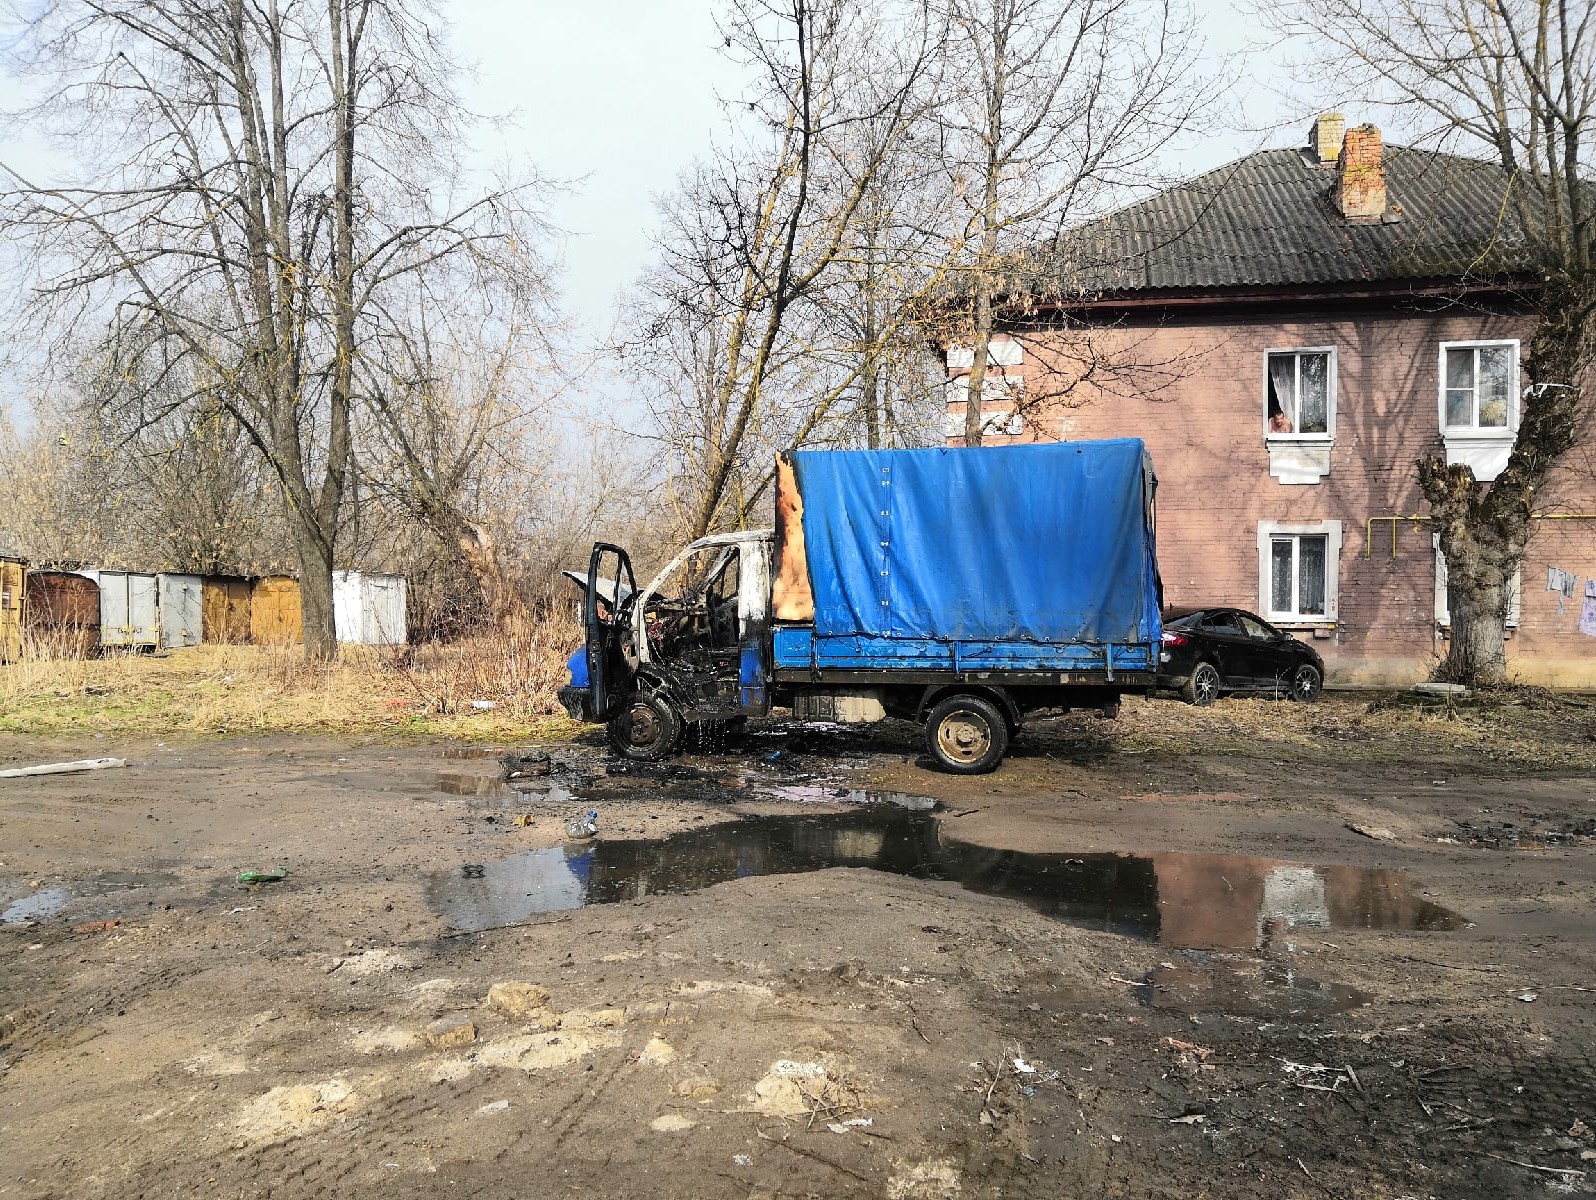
[584,544,637,721]
[1198,611,1264,688]
[1235,612,1289,694]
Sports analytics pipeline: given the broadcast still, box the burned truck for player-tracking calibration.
[559,439,1163,774]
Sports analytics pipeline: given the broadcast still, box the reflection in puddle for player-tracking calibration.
[2,886,74,925]
[425,808,1465,953]
[434,772,575,803]
[1147,961,1372,1017]
[753,785,938,810]
[435,772,505,796]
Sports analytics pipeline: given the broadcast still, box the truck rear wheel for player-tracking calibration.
[925,695,1008,775]
[606,691,683,761]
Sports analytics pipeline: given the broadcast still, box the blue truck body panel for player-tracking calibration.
[774,440,1161,672]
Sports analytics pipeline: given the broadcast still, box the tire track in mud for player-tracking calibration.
[133,1042,649,1199]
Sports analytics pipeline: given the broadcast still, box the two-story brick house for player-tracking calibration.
[945,115,1596,688]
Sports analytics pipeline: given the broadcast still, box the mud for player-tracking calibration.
[2,701,1595,1199]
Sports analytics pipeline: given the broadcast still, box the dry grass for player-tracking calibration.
[0,612,585,740]
[7,620,1591,768]
[1111,688,1596,769]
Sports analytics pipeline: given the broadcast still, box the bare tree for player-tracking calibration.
[359,274,563,630]
[1266,0,1595,684]
[933,0,1207,445]
[622,0,942,539]
[0,358,290,574]
[1,0,540,657]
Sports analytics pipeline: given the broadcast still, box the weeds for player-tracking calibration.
[0,612,584,740]
[1107,690,1596,769]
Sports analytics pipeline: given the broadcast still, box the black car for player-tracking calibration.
[1158,606,1325,706]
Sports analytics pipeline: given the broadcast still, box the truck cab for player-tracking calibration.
[559,531,774,760]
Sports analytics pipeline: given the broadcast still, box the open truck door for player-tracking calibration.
[584,543,637,722]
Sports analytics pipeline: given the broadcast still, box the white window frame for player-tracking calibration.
[1257,520,1342,626]
[943,375,1025,441]
[942,407,1024,439]
[1262,347,1336,440]
[1434,535,1520,629]
[1438,340,1518,434]
[946,339,1024,369]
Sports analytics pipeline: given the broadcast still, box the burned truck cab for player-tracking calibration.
[562,530,773,759]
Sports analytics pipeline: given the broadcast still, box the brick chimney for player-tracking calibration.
[1335,124,1386,221]
[1309,113,1345,164]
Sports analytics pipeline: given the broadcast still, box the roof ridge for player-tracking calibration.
[1037,138,1537,295]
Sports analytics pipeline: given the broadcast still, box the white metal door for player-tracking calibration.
[128,574,159,647]
[365,575,406,644]
[158,574,203,648]
[100,572,131,647]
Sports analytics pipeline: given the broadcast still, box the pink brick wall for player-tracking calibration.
[947,305,1596,687]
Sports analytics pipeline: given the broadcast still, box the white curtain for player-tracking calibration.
[1268,356,1297,431]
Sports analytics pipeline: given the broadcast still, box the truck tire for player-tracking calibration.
[606,691,683,761]
[925,694,1009,775]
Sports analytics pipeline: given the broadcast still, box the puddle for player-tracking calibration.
[435,771,506,796]
[433,767,932,812]
[433,772,578,804]
[2,871,179,926]
[750,785,938,810]
[424,808,1465,949]
[2,887,74,925]
[1146,960,1372,1017]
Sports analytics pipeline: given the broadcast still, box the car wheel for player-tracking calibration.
[1290,663,1323,703]
[1182,662,1221,707]
[606,691,683,760]
[925,694,1009,775]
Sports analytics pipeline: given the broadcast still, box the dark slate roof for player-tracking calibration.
[1041,145,1540,296]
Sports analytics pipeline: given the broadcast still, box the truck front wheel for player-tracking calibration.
[606,691,683,761]
[925,695,1009,775]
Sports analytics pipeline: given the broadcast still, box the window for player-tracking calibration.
[1265,350,1332,436]
[1235,613,1275,641]
[1257,521,1342,624]
[1439,340,1518,481]
[1271,535,1327,617]
[1440,341,1516,431]
[943,376,1024,440]
[942,404,1024,439]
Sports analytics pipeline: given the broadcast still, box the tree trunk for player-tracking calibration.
[1437,530,1511,685]
[287,513,338,660]
[963,267,994,446]
[1445,572,1509,685]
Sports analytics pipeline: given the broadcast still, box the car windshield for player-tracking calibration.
[1165,612,1203,629]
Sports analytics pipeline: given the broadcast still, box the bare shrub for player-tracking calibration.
[380,610,580,721]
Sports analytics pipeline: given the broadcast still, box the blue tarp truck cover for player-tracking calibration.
[772,440,1162,672]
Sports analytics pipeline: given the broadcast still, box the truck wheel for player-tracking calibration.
[925,695,1008,775]
[1182,662,1220,707]
[606,691,682,760]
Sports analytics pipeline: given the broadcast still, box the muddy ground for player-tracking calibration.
[2,695,1595,1199]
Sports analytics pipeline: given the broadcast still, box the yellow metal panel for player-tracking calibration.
[0,561,24,663]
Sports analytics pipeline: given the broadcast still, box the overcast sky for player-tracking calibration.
[0,1,1298,424]
[447,0,1290,344]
